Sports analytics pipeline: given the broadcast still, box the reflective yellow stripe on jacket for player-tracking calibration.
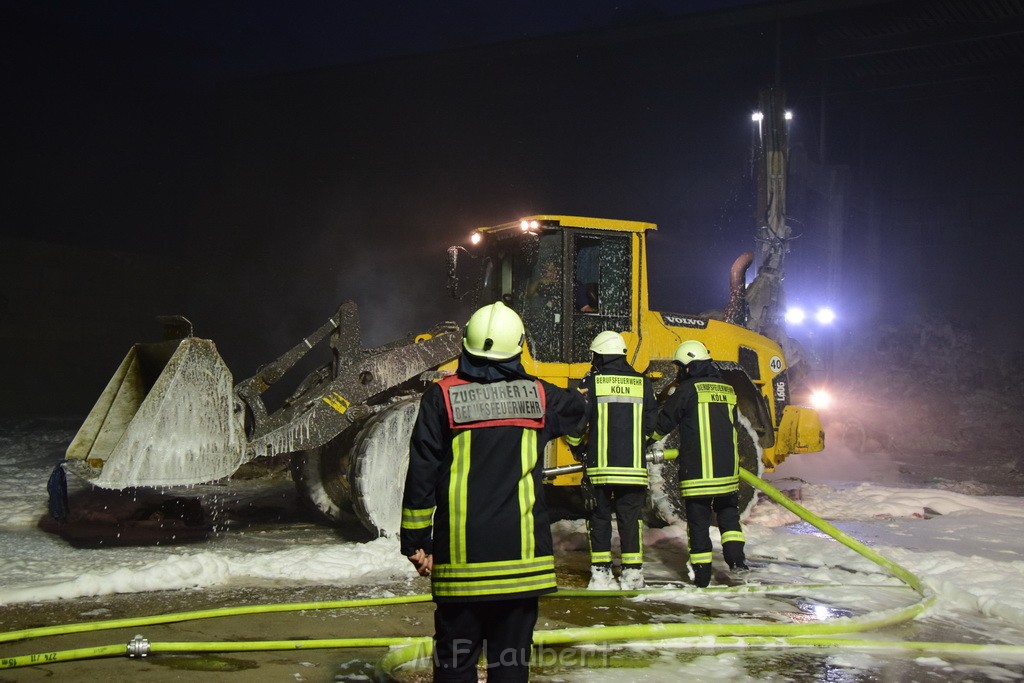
[519,430,538,559]
[432,556,557,598]
[449,430,471,563]
[401,507,434,529]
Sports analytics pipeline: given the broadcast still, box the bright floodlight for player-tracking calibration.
[751,112,764,122]
[784,306,806,325]
[785,110,794,120]
[816,307,836,325]
[809,389,832,410]
[470,232,482,245]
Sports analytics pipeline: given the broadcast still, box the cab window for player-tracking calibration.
[570,234,631,362]
[512,232,564,362]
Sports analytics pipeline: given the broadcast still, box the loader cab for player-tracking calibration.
[459,216,651,367]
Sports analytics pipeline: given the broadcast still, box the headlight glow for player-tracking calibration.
[785,307,806,325]
[816,307,836,325]
[809,389,832,410]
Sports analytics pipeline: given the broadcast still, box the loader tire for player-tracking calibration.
[291,419,365,529]
[645,411,763,528]
[350,397,421,538]
[735,412,764,517]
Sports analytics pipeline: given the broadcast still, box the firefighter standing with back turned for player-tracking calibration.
[566,330,658,590]
[400,301,587,682]
[649,339,748,588]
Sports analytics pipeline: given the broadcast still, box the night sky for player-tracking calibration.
[3,0,1023,414]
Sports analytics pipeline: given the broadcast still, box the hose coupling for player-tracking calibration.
[127,634,150,658]
[645,447,678,465]
[542,463,583,479]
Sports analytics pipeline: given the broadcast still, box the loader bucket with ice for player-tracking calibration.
[65,337,246,489]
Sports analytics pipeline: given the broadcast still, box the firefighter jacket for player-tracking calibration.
[650,360,740,498]
[400,352,587,603]
[565,354,658,486]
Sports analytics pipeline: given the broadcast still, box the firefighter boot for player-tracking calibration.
[724,541,748,571]
[588,565,618,590]
[620,566,645,590]
[692,563,712,588]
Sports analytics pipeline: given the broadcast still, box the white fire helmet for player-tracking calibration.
[463,301,525,360]
[590,330,627,355]
[673,339,712,365]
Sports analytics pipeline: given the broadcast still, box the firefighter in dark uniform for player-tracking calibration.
[566,330,658,590]
[649,340,747,588]
[401,301,587,682]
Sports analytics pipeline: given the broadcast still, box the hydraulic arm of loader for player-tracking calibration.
[237,301,463,461]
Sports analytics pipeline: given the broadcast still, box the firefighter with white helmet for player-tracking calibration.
[566,330,658,590]
[401,301,587,680]
[650,339,747,588]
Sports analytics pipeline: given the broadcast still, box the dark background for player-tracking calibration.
[3,0,1023,415]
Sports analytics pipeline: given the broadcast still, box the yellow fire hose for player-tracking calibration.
[0,594,433,645]
[4,468,1024,675]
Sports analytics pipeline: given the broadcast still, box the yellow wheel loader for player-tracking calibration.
[64,215,824,538]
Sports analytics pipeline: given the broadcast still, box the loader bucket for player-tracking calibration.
[66,338,247,489]
[770,404,825,467]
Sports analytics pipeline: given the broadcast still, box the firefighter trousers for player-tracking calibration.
[684,492,745,566]
[588,484,645,567]
[433,597,539,683]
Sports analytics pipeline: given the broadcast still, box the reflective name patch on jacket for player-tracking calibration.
[694,381,736,405]
[594,375,645,402]
[447,380,544,424]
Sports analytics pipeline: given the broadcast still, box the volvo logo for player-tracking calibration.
[660,313,708,329]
